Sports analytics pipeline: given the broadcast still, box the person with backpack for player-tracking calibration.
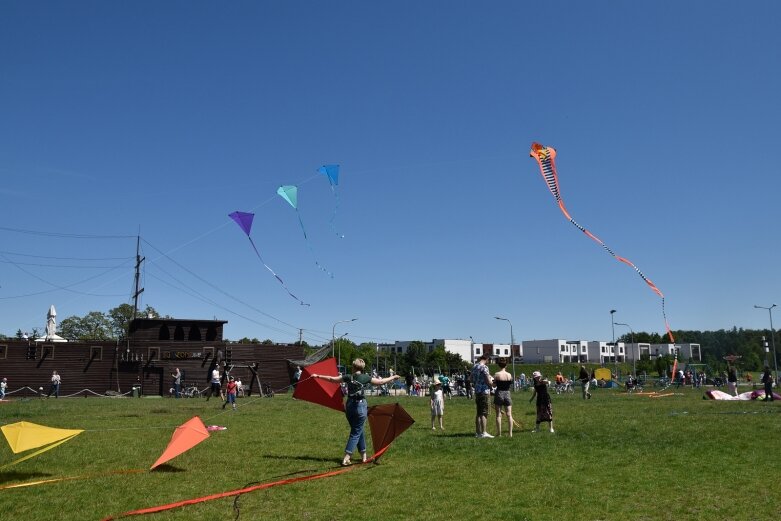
[312,358,400,466]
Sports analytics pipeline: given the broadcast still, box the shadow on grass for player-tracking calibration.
[0,471,52,484]
[149,464,186,473]
[262,454,336,463]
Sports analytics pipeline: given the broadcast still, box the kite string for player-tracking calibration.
[326,183,344,239]
[100,461,369,520]
[0,433,81,470]
[201,379,303,423]
[294,210,333,278]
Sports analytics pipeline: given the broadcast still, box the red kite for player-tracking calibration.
[293,358,344,412]
[529,142,673,342]
[151,416,209,470]
[367,403,415,459]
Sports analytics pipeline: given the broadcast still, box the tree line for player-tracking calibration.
[1,305,775,373]
[618,327,777,372]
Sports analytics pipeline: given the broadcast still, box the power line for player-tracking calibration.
[0,226,135,239]
[0,250,133,261]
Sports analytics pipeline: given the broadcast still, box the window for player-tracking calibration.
[148,347,160,361]
[159,325,170,340]
[90,346,102,361]
[206,325,218,341]
[41,344,55,360]
[0,344,6,359]
[188,326,202,341]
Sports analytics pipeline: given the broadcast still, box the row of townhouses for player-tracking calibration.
[379,339,701,365]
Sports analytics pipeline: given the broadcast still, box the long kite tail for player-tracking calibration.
[247,237,309,306]
[318,164,345,238]
[295,211,334,278]
[529,142,674,342]
[328,184,344,238]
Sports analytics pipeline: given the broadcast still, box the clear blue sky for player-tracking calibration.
[2,1,779,347]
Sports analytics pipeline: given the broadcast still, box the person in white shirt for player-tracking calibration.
[47,371,61,398]
[206,365,222,401]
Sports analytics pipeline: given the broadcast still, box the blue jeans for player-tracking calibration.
[344,398,367,455]
[174,382,181,398]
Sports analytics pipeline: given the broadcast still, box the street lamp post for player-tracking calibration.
[495,316,516,389]
[754,304,778,382]
[763,336,769,366]
[332,318,357,371]
[610,310,617,376]
[614,322,635,377]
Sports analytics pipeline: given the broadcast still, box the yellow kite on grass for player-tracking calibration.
[1,421,83,469]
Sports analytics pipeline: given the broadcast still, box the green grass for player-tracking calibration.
[1,387,779,521]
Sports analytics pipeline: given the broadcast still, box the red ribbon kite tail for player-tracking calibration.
[529,142,674,342]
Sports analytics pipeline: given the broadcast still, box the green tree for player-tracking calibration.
[444,350,465,373]
[425,346,447,373]
[404,341,427,374]
[60,311,113,340]
[107,304,134,339]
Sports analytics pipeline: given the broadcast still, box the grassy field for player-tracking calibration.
[1,385,779,521]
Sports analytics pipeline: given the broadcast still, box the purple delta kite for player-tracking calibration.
[277,185,333,278]
[228,211,308,306]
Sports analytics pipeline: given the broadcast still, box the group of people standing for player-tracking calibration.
[470,355,554,438]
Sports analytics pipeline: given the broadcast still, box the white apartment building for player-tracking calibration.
[522,339,590,364]
[380,339,520,364]
[472,343,521,363]
[624,343,652,362]
[378,338,474,363]
[379,338,701,365]
[586,341,626,364]
[649,343,702,361]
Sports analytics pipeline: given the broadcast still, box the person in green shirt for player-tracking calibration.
[313,358,400,466]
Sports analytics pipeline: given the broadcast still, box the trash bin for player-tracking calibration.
[132,385,141,398]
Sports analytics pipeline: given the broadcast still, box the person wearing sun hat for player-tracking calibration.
[430,379,444,430]
[529,371,554,433]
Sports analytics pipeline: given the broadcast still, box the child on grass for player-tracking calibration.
[223,376,238,410]
[430,379,444,430]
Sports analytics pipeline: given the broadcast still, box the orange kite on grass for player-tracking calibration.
[150,416,210,470]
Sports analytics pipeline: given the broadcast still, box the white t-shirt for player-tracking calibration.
[211,369,220,384]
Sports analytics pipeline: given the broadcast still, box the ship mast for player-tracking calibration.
[132,234,144,321]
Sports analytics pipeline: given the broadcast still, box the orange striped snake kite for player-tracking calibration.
[529,142,674,342]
